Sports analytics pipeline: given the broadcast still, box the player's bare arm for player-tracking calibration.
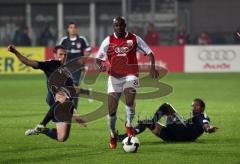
[148,52,159,78]
[7,45,39,68]
[96,58,107,72]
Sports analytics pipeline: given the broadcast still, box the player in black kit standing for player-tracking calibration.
[57,22,92,109]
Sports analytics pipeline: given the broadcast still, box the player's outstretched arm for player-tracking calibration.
[203,124,218,133]
[148,52,159,78]
[7,45,39,68]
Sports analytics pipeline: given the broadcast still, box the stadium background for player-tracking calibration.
[1,0,240,74]
[0,0,240,46]
[0,0,240,163]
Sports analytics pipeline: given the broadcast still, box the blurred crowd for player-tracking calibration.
[10,24,56,47]
[4,23,240,46]
[133,24,240,46]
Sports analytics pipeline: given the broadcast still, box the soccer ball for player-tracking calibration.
[122,136,140,153]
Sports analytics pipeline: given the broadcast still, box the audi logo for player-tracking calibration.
[198,49,237,61]
[114,46,129,54]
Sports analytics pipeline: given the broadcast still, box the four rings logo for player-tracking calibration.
[198,49,237,61]
[114,46,129,54]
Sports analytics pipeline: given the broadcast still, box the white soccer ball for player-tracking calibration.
[122,136,140,153]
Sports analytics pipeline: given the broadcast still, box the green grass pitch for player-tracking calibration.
[0,73,240,164]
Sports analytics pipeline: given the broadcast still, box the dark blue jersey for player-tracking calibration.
[159,112,211,141]
[33,60,73,86]
[33,60,74,106]
[186,113,210,134]
[58,35,91,61]
[35,60,62,78]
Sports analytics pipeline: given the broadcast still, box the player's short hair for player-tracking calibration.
[53,45,66,55]
[68,22,77,27]
[194,98,205,110]
[113,16,126,24]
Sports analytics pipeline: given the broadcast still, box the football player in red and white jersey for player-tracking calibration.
[96,16,159,149]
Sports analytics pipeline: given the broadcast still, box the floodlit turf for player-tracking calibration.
[0,73,240,164]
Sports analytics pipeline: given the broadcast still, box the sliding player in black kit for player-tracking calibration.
[8,45,72,107]
[8,45,85,141]
[8,45,91,107]
[118,98,218,142]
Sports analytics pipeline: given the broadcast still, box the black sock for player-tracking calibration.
[151,110,163,123]
[118,133,128,142]
[42,128,57,140]
[151,103,169,123]
[40,102,59,126]
[118,122,148,142]
[134,123,147,135]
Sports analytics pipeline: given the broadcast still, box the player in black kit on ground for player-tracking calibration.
[118,98,218,142]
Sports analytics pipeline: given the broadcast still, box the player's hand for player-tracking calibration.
[7,45,17,53]
[99,65,107,72]
[73,116,87,127]
[150,66,159,78]
[207,126,218,133]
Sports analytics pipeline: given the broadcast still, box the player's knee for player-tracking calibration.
[57,133,69,142]
[124,88,136,95]
[125,101,134,107]
[57,136,69,142]
[158,103,171,114]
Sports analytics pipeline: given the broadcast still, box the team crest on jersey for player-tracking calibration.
[76,43,81,48]
[127,40,133,46]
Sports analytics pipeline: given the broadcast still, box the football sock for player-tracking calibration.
[40,102,59,126]
[42,128,57,140]
[125,105,135,127]
[151,103,169,123]
[118,133,127,142]
[134,122,146,135]
[118,122,147,139]
[107,114,117,138]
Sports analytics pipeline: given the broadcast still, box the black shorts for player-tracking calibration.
[157,123,202,141]
[52,101,74,123]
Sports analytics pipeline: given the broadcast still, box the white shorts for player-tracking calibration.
[107,75,139,93]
